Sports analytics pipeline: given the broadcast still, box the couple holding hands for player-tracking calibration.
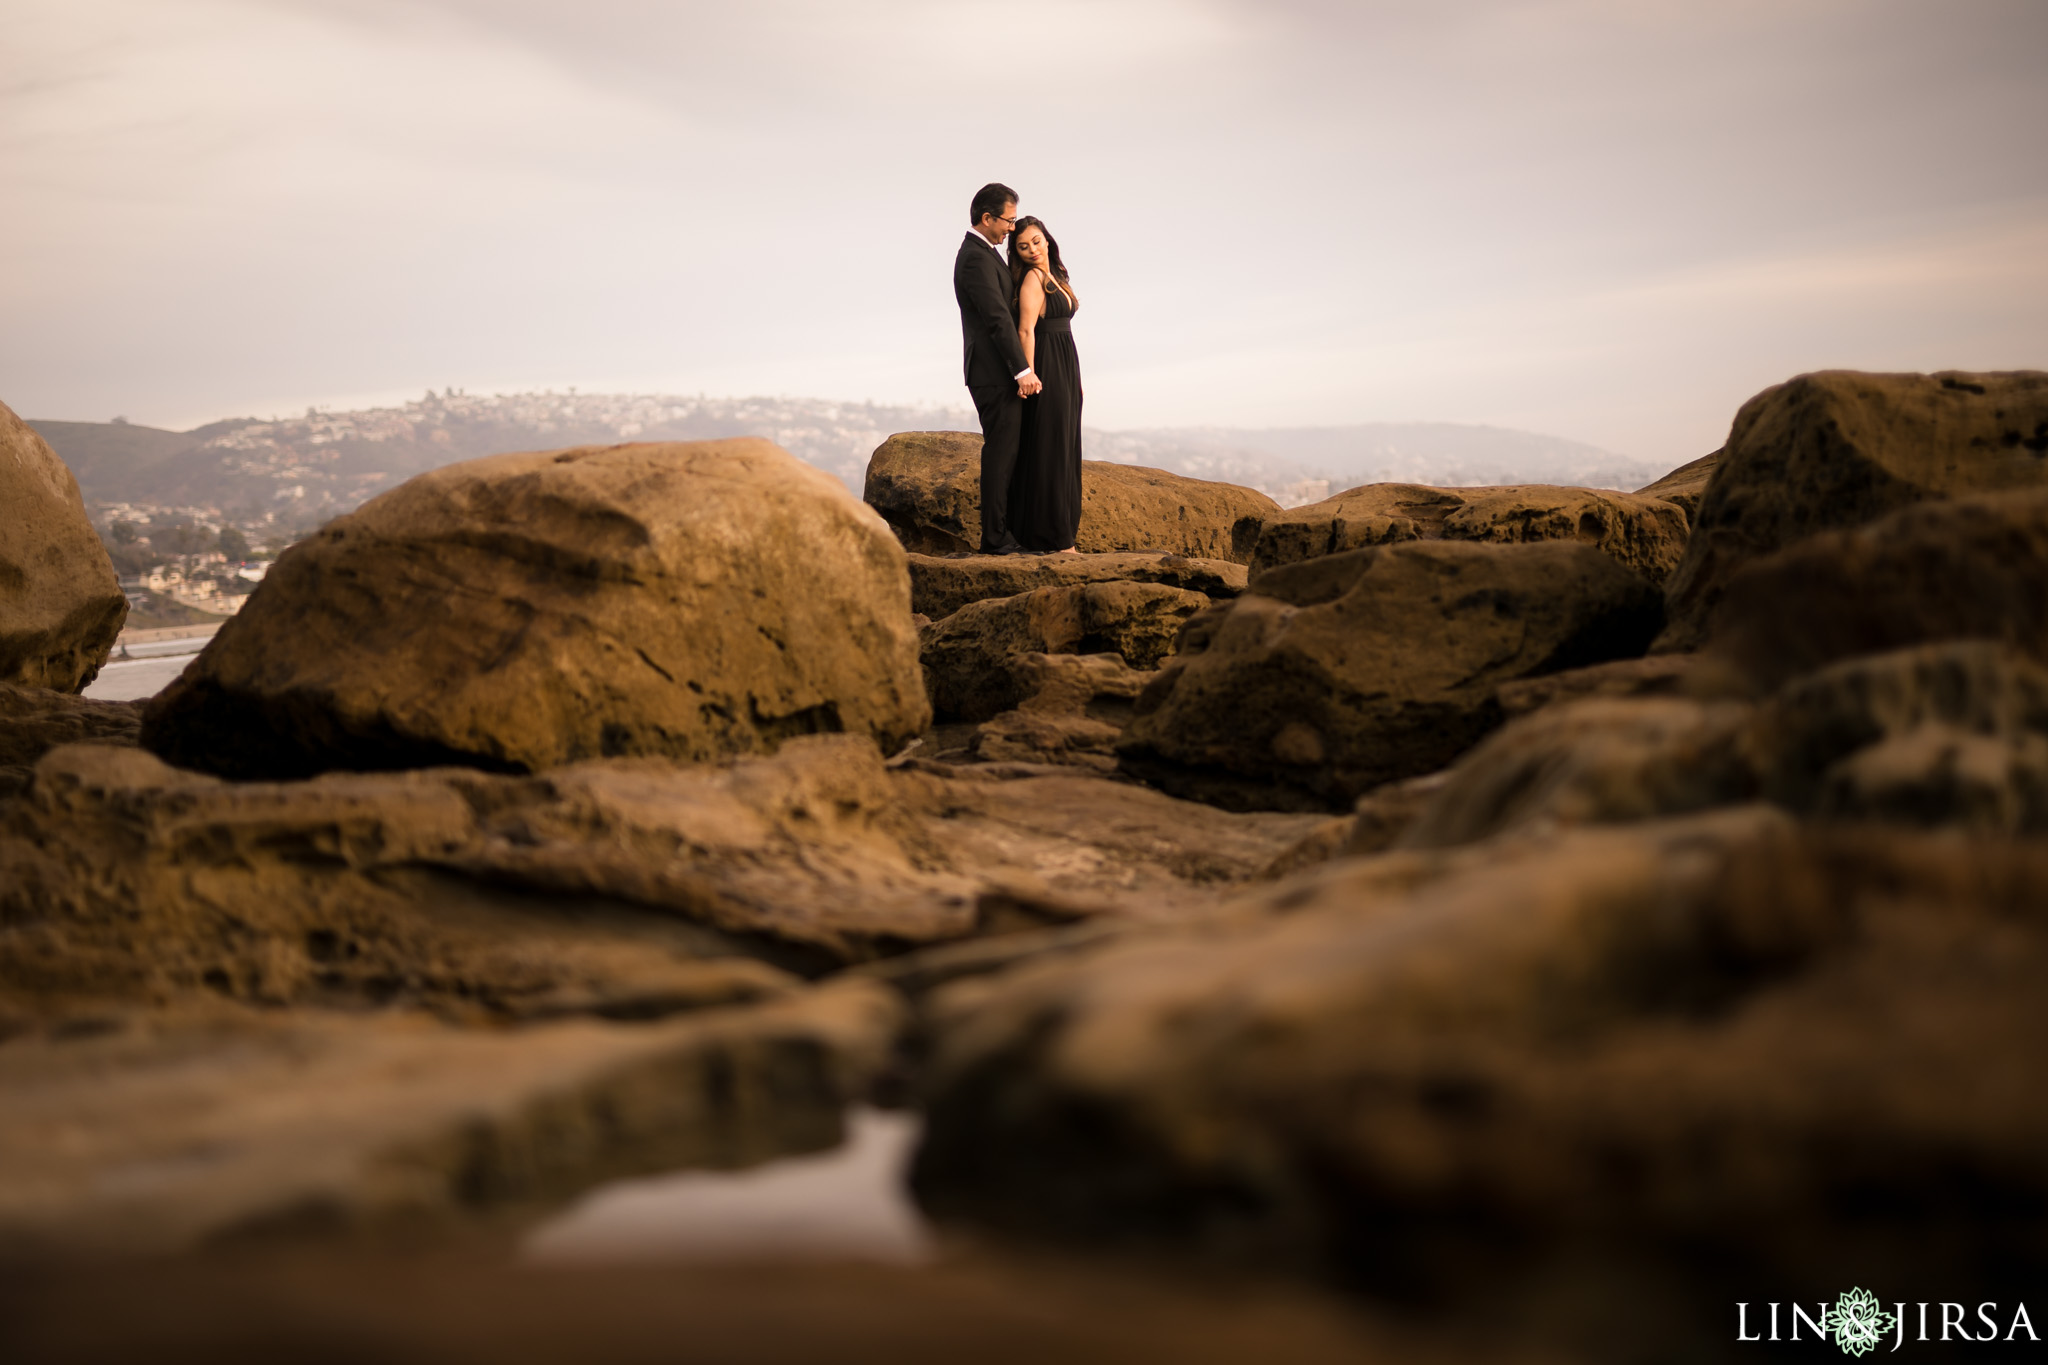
[952,181,1083,556]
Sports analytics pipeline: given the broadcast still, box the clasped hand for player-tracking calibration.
[1017,373,1043,398]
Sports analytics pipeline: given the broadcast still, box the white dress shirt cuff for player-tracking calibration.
[1015,367,1033,381]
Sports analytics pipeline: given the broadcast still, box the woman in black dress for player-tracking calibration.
[1007,217,1083,554]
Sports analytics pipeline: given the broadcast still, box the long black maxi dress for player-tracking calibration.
[1010,280,1083,551]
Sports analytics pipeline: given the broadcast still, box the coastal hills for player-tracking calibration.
[4,369,2047,1359]
[31,390,1665,533]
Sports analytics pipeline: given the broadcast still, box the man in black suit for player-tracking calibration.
[954,182,1042,555]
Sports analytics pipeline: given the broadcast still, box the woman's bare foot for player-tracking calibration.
[1055,546,1081,555]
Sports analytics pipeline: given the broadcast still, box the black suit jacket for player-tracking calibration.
[955,233,1029,390]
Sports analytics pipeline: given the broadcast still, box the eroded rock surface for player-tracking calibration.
[0,734,1327,1019]
[1751,640,2048,832]
[921,583,1211,723]
[1659,369,2048,651]
[1706,485,2048,691]
[914,809,2048,1301]
[0,684,141,800]
[909,552,1247,621]
[142,439,929,780]
[864,433,1277,563]
[1117,540,1665,810]
[966,653,1150,772]
[1393,640,2048,849]
[0,400,127,693]
[1247,482,1687,583]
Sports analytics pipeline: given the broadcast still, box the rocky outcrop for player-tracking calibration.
[966,653,1150,772]
[1658,369,2048,651]
[864,433,1277,563]
[1390,640,2048,849]
[140,440,929,780]
[913,808,2048,1303]
[0,980,903,1256]
[920,583,1211,723]
[0,733,1329,1018]
[1751,640,2048,833]
[0,400,126,693]
[908,551,1247,621]
[1247,482,1688,583]
[1706,485,2048,691]
[1633,449,1719,521]
[0,684,141,800]
[1116,540,1666,811]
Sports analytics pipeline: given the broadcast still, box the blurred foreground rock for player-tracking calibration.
[914,809,2048,1301]
[864,432,1277,562]
[142,439,929,780]
[0,400,127,693]
[1658,369,2048,651]
[1118,540,1665,810]
[0,1255,1464,1365]
[0,981,900,1257]
[0,684,141,800]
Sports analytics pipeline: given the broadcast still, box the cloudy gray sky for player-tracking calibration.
[4,0,2045,465]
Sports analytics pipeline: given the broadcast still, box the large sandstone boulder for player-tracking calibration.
[908,551,1246,621]
[913,809,2048,1306]
[0,400,126,693]
[141,440,929,779]
[864,432,1278,563]
[1115,540,1665,811]
[1658,369,2048,651]
[1706,486,2048,691]
[1247,481,1688,583]
[921,582,1212,723]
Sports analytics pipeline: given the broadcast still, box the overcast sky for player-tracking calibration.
[4,0,2045,465]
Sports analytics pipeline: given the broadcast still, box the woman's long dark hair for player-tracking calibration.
[1007,216,1075,309]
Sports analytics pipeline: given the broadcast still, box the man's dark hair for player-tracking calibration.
[969,182,1017,226]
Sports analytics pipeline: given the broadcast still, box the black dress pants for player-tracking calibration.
[970,380,1024,553]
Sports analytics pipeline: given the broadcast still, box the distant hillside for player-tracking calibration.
[36,393,976,525]
[26,420,201,499]
[34,392,1674,525]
